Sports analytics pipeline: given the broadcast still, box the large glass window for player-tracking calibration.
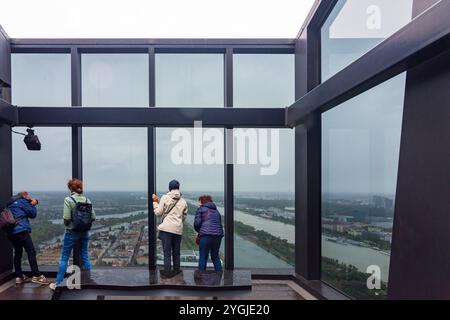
[233,128,295,268]
[82,54,149,107]
[83,128,148,267]
[11,53,72,266]
[12,127,71,265]
[11,53,71,106]
[233,53,295,268]
[233,54,294,108]
[321,0,414,81]
[155,54,224,107]
[321,73,407,299]
[81,54,149,267]
[155,127,224,267]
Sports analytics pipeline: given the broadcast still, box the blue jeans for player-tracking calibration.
[198,235,222,271]
[55,230,91,285]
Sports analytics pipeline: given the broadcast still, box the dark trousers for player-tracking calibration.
[198,235,222,271]
[8,232,41,277]
[159,231,181,271]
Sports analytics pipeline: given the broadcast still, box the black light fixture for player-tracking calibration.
[23,128,41,151]
[11,127,42,151]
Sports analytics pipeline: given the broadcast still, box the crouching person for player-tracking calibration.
[5,192,50,285]
[50,179,95,290]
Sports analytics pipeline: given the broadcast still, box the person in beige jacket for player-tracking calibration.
[152,179,188,274]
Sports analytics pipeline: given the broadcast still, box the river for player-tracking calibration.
[47,202,391,279]
[212,202,390,281]
[184,212,291,268]
[49,210,146,224]
[322,237,390,282]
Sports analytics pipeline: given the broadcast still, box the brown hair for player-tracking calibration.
[68,179,83,194]
[17,191,29,198]
[198,195,213,205]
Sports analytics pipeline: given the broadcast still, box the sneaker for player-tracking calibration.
[15,275,30,285]
[49,283,57,291]
[31,275,51,285]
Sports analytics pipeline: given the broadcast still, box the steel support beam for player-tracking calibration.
[224,47,234,270]
[293,0,336,281]
[71,47,83,179]
[148,47,157,270]
[287,0,450,127]
[17,107,286,128]
[0,99,17,125]
[11,38,295,47]
[70,47,83,267]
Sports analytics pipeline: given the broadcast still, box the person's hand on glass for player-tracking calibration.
[152,194,159,202]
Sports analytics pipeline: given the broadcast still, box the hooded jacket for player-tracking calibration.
[194,202,224,237]
[6,195,37,235]
[153,189,188,235]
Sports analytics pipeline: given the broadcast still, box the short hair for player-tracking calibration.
[198,195,213,205]
[68,179,83,194]
[17,191,29,198]
[169,179,180,191]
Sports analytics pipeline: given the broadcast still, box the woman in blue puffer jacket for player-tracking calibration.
[193,195,224,271]
[6,192,50,285]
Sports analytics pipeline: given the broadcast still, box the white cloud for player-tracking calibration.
[0,0,315,38]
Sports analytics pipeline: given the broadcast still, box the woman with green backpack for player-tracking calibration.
[50,179,95,290]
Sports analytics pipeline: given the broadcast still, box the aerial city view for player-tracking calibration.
[22,191,296,268]
[322,193,394,299]
[19,189,393,299]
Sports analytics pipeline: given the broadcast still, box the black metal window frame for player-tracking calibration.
[291,0,450,298]
[3,0,449,298]
[8,38,297,272]
[288,0,449,125]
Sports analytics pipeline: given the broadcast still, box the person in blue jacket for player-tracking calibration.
[194,195,224,271]
[6,192,50,285]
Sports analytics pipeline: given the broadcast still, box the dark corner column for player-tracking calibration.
[412,0,440,17]
[224,47,234,270]
[0,123,13,276]
[294,21,322,280]
[388,0,448,300]
[294,114,321,280]
[0,24,13,276]
[147,47,157,270]
[71,47,83,267]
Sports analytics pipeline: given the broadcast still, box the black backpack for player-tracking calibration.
[70,197,93,232]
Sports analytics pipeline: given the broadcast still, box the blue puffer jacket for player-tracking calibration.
[194,202,224,237]
[6,195,37,235]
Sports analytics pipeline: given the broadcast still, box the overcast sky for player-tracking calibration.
[0,0,315,38]
[11,52,295,193]
[9,0,413,197]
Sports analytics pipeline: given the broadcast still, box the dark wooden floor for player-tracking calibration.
[0,279,314,300]
[0,280,54,300]
[99,281,311,300]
